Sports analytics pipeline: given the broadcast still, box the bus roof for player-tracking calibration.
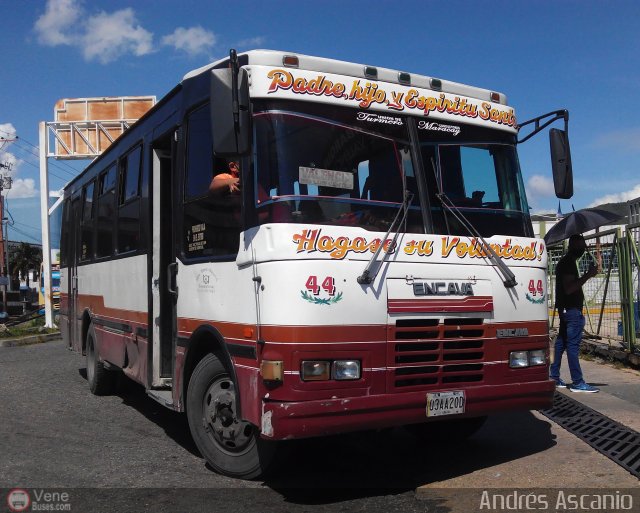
[183,49,509,107]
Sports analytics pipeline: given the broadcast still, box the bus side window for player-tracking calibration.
[183,105,241,259]
[96,165,116,258]
[80,181,95,261]
[60,199,70,267]
[117,145,142,254]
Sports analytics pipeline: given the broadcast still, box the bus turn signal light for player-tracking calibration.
[260,360,283,382]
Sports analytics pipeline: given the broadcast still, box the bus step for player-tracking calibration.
[146,389,175,409]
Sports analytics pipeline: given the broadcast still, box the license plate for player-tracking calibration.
[426,391,466,417]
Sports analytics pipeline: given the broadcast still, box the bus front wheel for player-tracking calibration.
[186,353,275,479]
[86,324,115,395]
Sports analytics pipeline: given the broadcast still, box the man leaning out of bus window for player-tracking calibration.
[209,161,240,195]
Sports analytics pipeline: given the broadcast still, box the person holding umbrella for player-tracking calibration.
[550,233,600,392]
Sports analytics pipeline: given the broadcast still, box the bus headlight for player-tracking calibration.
[301,361,331,381]
[509,351,529,368]
[332,360,361,381]
[300,360,361,381]
[529,350,546,366]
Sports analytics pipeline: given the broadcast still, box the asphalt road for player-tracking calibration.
[1,340,637,513]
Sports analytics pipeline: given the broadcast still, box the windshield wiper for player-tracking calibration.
[436,192,517,288]
[357,190,414,285]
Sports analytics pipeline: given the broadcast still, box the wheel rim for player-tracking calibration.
[202,376,254,454]
[86,336,95,385]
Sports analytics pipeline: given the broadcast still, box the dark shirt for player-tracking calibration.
[555,254,583,311]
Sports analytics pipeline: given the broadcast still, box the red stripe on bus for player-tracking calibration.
[387,296,493,313]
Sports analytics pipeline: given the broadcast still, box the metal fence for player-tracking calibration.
[547,225,638,353]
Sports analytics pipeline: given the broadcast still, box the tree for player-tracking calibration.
[10,242,42,288]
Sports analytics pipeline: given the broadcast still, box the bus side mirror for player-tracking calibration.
[210,68,250,156]
[549,128,573,199]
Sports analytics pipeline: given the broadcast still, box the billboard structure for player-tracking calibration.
[50,96,155,159]
[40,96,156,326]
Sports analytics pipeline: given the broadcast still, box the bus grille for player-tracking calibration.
[391,318,485,389]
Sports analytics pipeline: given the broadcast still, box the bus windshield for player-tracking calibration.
[252,101,423,232]
[252,101,531,237]
[432,144,530,236]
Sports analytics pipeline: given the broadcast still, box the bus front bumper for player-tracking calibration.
[260,380,555,440]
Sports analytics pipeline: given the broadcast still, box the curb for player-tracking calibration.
[0,332,61,348]
[582,339,640,369]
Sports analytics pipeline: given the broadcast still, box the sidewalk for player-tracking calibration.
[554,356,640,432]
[416,354,640,499]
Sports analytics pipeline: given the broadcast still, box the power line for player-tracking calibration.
[4,198,35,241]
[13,136,81,175]
[4,154,68,183]
[12,220,40,232]
[2,139,76,180]
[5,224,40,243]
[10,140,77,179]
[0,127,87,178]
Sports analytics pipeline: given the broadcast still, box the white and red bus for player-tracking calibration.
[59,50,573,478]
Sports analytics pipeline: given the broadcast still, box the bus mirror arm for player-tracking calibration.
[516,109,568,144]
[230,49,240,140]
[517,109,573,200]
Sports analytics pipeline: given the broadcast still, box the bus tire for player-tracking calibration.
[86,324,115,396]
[406,415,487,442]
[186,353,275,479]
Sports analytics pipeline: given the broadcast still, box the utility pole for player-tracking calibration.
[0,172,12,317]
[0,132,17,314]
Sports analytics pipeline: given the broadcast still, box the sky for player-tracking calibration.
[1,0,639,243]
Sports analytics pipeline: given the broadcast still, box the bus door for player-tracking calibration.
[151,134,177,387]
[68,197,83,352]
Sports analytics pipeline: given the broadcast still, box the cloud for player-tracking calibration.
[82,9,153,64]
[1,124,38,197]
[162,26,216,56]
[0,124,18,165]
[4,179,37,199]
[530,209,557,216]
[589,184,640,207]
[0,123,17,141]
[34,0,153,64]
[236,36,266,48]
[593,127,640,153]
[527,175,555,198]
[34,0,80,46]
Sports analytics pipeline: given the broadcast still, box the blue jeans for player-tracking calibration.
[550,308,585,385]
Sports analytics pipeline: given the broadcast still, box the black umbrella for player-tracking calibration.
[543,208,623,246]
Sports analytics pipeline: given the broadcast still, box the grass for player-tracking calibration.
[0,316,59,338]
